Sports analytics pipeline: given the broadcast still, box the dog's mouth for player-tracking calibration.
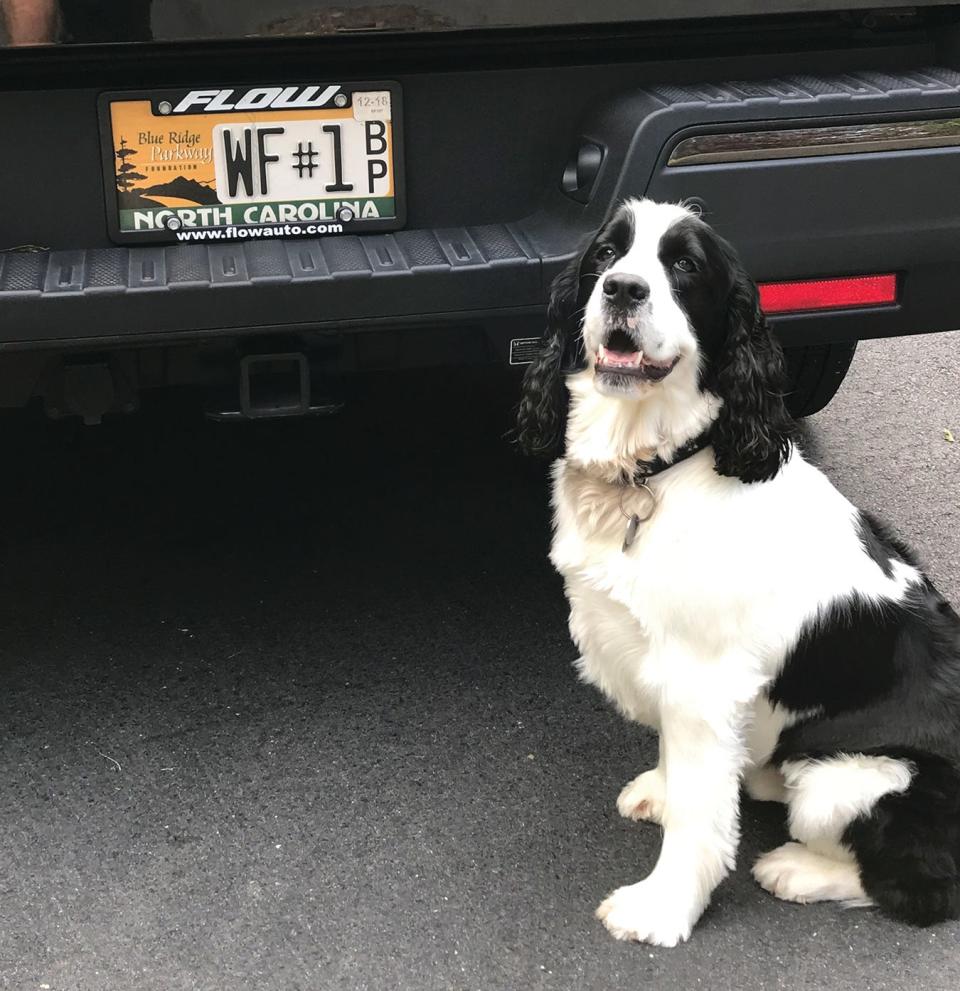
[595,329,680,383]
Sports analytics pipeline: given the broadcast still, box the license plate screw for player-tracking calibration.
[336,206,355,223]
[157,100,173,116]
[334,93,348,108]
[164,215,183,231]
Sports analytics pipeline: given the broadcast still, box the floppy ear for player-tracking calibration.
[515,253,590,457]
[710,262,796,484]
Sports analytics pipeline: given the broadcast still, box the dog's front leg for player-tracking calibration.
[597,696,747,946]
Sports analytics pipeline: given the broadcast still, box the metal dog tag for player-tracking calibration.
[622,514,641,551]
[620,482,656,552]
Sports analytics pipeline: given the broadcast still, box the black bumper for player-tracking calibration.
[5,66,960,352]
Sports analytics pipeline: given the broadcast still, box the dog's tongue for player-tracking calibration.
[598,344,643,368]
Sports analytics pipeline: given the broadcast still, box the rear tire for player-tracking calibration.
[782,342,857,418]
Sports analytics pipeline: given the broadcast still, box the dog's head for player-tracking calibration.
[516,198,794,483]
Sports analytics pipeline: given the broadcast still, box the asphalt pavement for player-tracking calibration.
[1,332,958,991]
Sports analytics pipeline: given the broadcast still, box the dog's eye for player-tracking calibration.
[596,246,616,263]
[673,257,697,273]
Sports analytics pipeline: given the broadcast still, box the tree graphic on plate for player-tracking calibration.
[114,136,165,210]
[116,137,147,192]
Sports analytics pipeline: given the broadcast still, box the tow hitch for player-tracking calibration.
[206,352,343,422]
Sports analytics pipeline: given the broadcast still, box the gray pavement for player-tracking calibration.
[1,333,958,991]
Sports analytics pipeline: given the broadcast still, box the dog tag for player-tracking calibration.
[622,513,641,552]
[620,482,656,552]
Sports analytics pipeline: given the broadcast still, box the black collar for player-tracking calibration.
[631,430,712,484]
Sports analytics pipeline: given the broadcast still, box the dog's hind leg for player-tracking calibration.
[753,754,913,905]
[752,753,907,907]
[753,841,869,905]
[754,751,960,923]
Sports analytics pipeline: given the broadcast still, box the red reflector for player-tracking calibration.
[758,274,898,314]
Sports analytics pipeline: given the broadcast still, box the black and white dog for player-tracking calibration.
[517,198,960,946]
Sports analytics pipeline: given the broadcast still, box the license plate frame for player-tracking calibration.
[98,81,405,245]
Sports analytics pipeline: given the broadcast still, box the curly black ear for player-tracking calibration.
[710,264,796,483]
[515,254,590,457]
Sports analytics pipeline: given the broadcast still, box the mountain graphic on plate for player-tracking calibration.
[141,176,220,206]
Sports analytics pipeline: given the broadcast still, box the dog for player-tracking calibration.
[516,198,960,946]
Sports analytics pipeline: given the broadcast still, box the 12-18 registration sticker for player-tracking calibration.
[98,82,404,244]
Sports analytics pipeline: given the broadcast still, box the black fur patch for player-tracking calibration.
[593,207,635,264]
[769,530,960,926]
[844,748,960,926]
[771,514,954,735]
[656,215,796,483]
[515,204,636,457]
[772,582,960,759]
[768,594,902,719]
[657,217,733,370]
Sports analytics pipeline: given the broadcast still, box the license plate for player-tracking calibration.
[98,82,404,244]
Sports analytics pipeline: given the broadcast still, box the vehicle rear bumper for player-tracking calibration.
[6,66,960,353]
[0,225,541,350]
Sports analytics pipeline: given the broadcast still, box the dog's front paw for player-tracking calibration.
[616,769,665,823]
[595,881,695,947]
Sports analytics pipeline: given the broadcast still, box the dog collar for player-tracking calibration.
[619,431,712,551]
[632,430,712,484]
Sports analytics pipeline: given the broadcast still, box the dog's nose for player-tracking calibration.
[602,274,650,305]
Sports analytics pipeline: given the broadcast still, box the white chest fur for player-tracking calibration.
[549,445,921,728]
